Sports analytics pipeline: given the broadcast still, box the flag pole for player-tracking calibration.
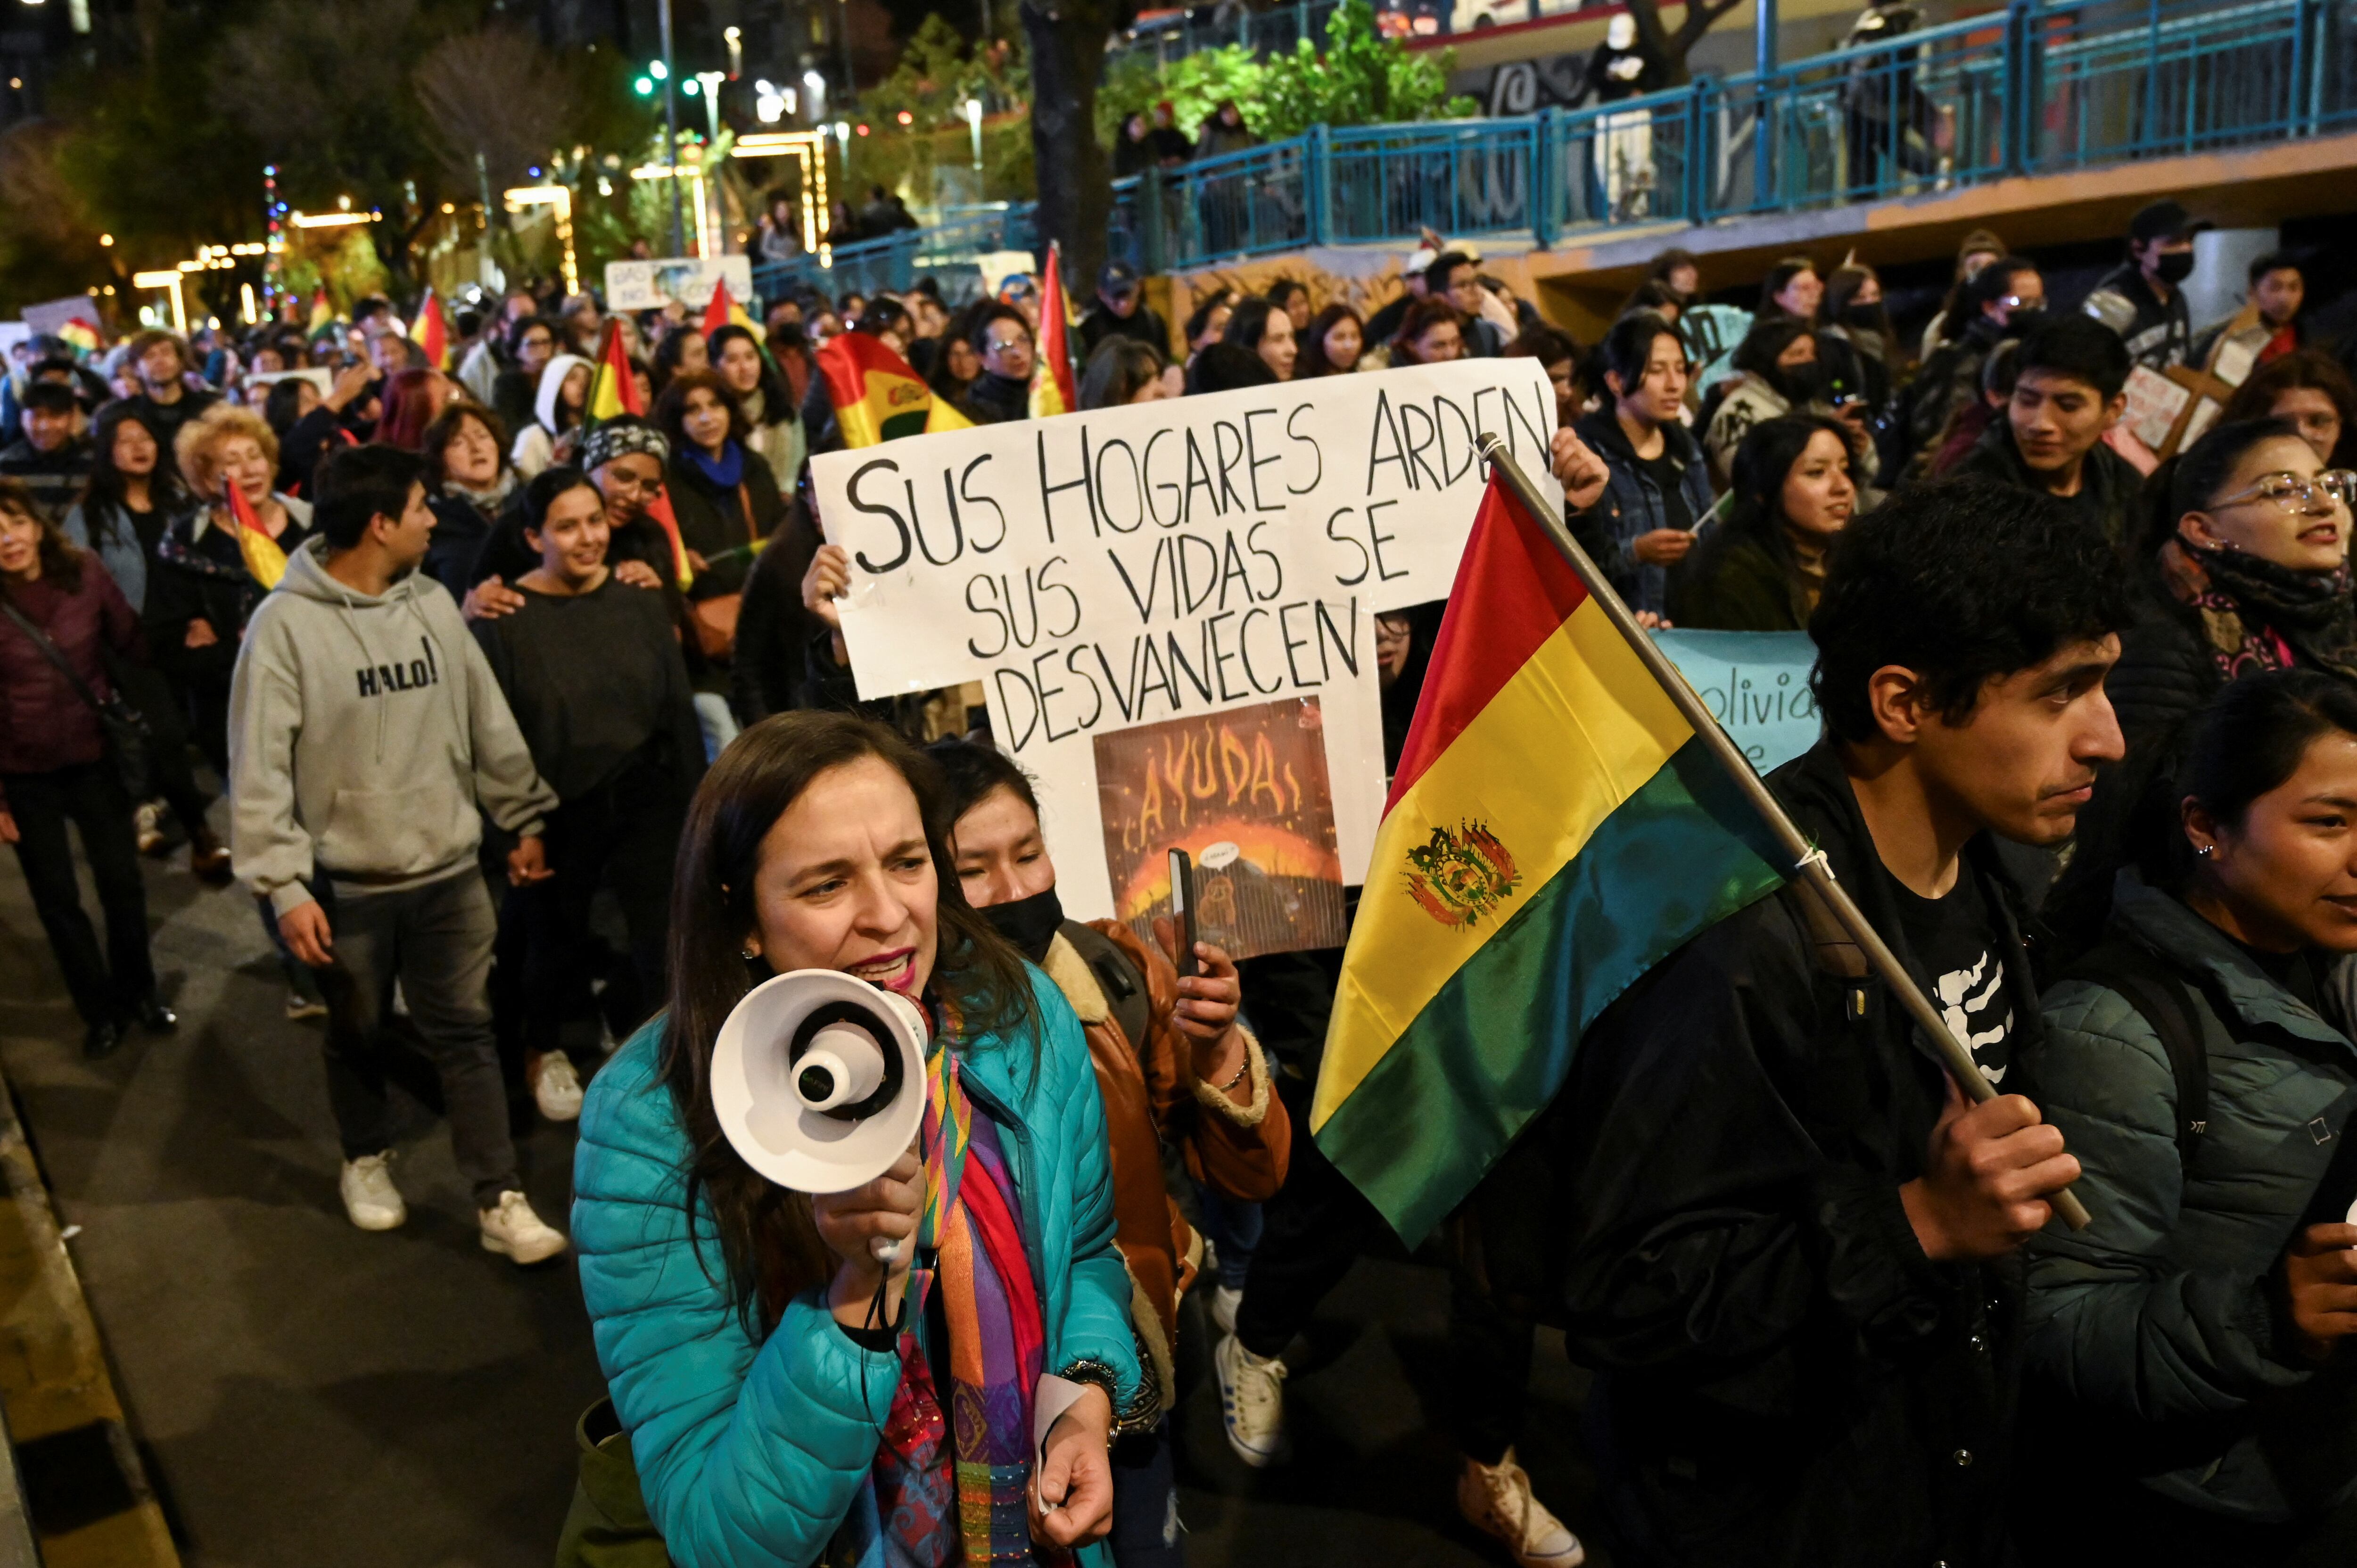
[1475,433,2090,1232]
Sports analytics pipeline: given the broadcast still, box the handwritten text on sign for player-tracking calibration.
[811,360,1561,922]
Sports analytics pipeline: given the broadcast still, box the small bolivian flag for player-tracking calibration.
[416,289,450,371]
[307,288,334,334]
[701,278,760,339]
[817,331,934,446]
[1311,471,1788,1245]
[585,318,641,423]
[1028,239,1077,420]
[224,479,289,591]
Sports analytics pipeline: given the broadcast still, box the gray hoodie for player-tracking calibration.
[228,535,556,917]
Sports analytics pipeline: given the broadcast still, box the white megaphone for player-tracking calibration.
[710,969,931,1262]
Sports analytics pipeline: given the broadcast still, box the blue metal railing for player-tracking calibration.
[750,0,2352,304]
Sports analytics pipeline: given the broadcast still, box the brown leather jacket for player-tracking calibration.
[1041,919,1291,1425]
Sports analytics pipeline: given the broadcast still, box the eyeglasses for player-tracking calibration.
[984,335,1030,355]
[2212,470,2357,515]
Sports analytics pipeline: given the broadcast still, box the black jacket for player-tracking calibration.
[1551,739,2033,1568]
[2082,264,2191,372]
[964,371,1030,425]
[1948,417,2141,552]
[1079,305,1171,361]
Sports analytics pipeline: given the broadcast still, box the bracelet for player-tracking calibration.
[1213,1046,1250,1093]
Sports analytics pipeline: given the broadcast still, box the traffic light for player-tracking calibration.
[634,75,655,95]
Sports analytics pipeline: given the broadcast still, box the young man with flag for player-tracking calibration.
[1543,481,2128,1566]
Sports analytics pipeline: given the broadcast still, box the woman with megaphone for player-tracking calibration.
[571,712,1140,1566]
[932,739,1293,1567]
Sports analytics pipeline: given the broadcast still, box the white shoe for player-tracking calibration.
[390,980,409,1018]
[339,1152,406,1231]
[1458,1447,1585,1568]
[479,1189,569,1264]
[133,801,164,855]
[1213,1332,1289,1468]
[533,1054,585,1122]
[1211,1284,1243,1336]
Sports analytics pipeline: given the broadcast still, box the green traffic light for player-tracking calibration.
[634,76,654,94]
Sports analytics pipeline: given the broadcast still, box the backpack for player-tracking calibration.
[2059,936,2209,1165]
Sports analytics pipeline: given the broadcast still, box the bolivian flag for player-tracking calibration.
[1028,239,1078,420]
[223,480,289,590]
[416,289,450,371]
[818,331,935,446]
[1311,473,1789,1244]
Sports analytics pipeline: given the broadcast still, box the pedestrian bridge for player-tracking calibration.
[754,0,2357,323]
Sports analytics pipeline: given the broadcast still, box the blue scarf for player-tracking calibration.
[687,440,744,490]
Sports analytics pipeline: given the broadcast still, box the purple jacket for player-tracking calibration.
[0,556,143,802]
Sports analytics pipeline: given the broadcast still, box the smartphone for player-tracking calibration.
[1168,848,1199,980]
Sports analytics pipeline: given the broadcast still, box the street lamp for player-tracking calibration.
[964,98,983,173]
[724,25,742,79]
[803,69,827,123]
[695,70,726,144]
[655,0,684,254]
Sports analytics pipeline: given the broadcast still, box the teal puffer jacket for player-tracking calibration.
[572,970,1141,1568]
[2027,872,2357,1521]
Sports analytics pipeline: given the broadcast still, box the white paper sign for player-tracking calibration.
[603,256,757,312]
[810,360,1562,923]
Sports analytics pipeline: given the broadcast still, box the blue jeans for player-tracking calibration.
[1109,1419,1183,1567]
[1194,1184,1261,1291]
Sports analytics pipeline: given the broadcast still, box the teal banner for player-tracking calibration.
[1653,630,1821,773]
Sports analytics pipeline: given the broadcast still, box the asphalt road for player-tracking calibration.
[0,816,1611,1568]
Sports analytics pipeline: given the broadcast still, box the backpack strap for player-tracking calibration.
[1787,876,1870,980]
[1056,920,1152,1055]
[2061,937,2209,1165]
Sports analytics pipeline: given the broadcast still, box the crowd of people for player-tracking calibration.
[2,187,2356,1568]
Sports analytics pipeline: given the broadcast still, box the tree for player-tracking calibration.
[413,25,574,196]
[1021,0,1139,290]
[1624,0,1747,88]
[1254,1,1473,140]
[210,0,450,288]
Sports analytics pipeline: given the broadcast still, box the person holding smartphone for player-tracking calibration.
[1575,311,1718,621]
[932,739,1288,1568]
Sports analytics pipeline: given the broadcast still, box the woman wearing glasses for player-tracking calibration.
[2047,417,2357,949]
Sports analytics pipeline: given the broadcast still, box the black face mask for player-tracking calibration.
[1839,301,1887,333]
[2001,305,2045,335]
[2154,250,2196,285]
[980,885,1063,964]
[1776,360,1824,402]
[775,322,808,349]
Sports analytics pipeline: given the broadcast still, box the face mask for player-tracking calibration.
[980,884,1063,964]
[2155,250,2196,285]
[2002,305,2044,335]
[1776,361,1823,402]
[1839,301,1886,332]
[775,323,808,349]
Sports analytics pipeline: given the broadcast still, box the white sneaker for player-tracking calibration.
[133,801,164,854]
[339,1152,406,1231]
[1458,1447,1585,1568]
[1211,1284,1243,1336]
[479,1189,569,1264]
[1213,1333,1289,1468]
[533,1054,585,1122]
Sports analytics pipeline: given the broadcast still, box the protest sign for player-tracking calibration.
[603,256,756,312]
[810,359,1561,929]
[1653,629,1821,772]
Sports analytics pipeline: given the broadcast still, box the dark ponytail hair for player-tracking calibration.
[2138,416,2305,558]
[659,712,1041,1326]
[2151,669,2357,889]
[1597,310,1683,398]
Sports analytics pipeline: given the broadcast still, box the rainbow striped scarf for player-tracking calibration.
[863,1017,1052,1566]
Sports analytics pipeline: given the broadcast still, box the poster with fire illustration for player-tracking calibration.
[1093,696,1349,960]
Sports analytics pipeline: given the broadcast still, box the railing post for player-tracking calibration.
[2290,0,2317,136]
[1752,70,1775,213]
[2001,0,2028,175]
[1142,164,1169,275]
[1685,77,1711,223]
[1306,124,1332,248]
[1531,109,1559,248]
